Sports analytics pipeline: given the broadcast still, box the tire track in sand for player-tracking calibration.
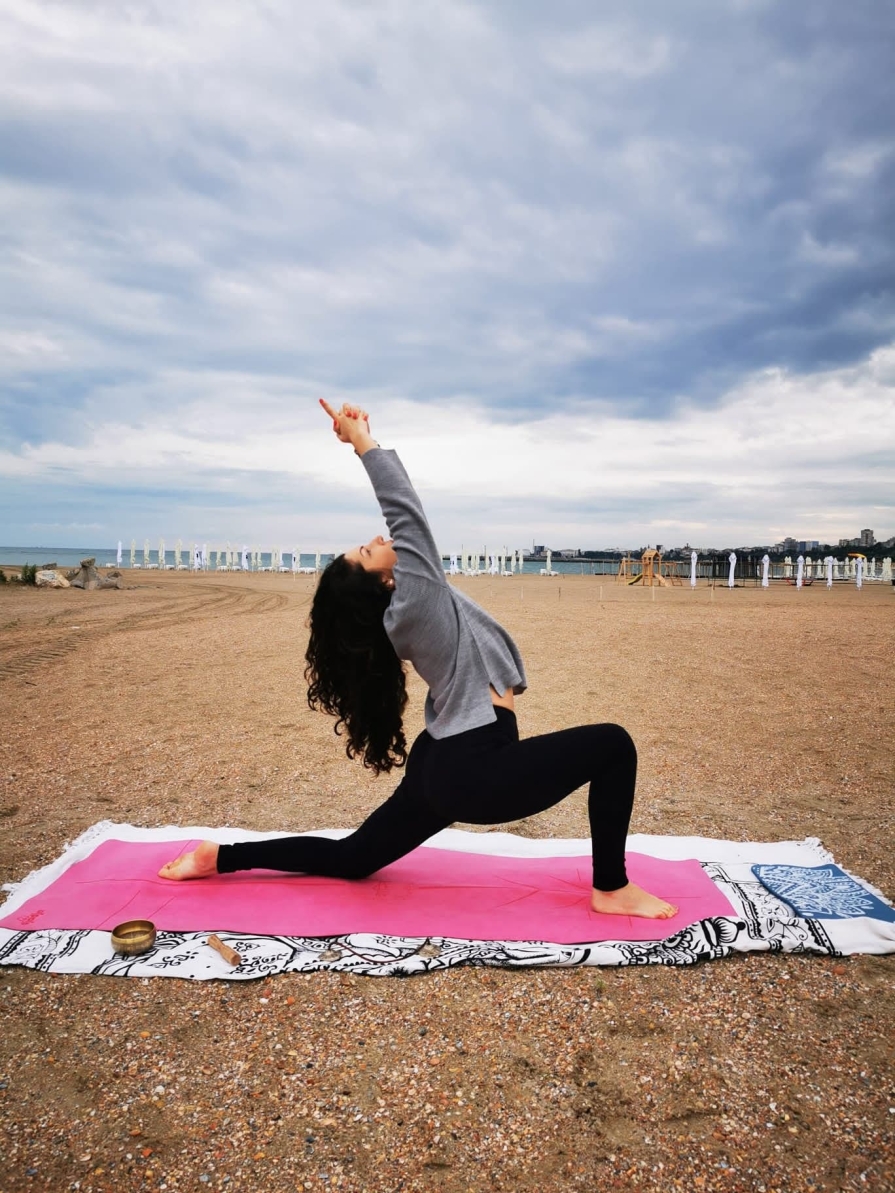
[0,584,291,682]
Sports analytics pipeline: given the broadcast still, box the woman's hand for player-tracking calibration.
[319,399,377,455]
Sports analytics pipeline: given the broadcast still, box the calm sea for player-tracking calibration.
[0,546,617,575]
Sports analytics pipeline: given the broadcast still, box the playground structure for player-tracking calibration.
[616,549,684,587]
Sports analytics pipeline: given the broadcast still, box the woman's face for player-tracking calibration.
[344,535,398,577]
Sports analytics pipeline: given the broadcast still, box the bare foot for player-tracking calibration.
[591,882,678,919]
[158,841,220,880]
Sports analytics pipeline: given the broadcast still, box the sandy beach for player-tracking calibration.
[0,571,892,1192]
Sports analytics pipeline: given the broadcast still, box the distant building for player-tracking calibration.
[860,528,875,547]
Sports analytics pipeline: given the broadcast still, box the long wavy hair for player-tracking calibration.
[305,555,408,775]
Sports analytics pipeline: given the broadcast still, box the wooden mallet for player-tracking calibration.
[207,934,241,966]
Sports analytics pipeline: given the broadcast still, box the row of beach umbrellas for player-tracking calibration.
[701,552,889,589]
[118,540,322,573]
[117,541,891,587]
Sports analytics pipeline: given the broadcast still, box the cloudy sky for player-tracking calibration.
[1,0,893,552]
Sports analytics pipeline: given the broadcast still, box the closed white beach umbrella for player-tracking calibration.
[116,540,122,567]
[761,553,770,587]
[144,538,151,568]
[727,552,736,588]
[882,557,892,581]
[449,554,458,575]
[825,555,834,587]
[242,546,250,571]
[546,549,552,574]
[315,550,321,573]
[291,547,299,573]
[690,550,698,588]
[796,555,804,588]
[159,538,166,570]
[856,557,863,588]
[130,539,136,568]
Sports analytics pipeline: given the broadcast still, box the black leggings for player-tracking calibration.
[217,708,636,890]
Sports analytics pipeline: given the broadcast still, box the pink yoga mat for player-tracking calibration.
[1,839,735,944]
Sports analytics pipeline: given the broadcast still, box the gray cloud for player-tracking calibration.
[0,0,893,545]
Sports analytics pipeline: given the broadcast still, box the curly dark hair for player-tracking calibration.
[305,555,408,775]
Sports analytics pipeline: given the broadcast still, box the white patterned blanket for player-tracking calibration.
[1,822,893,979]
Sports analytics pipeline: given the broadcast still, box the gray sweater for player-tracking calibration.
[361,448,527,739]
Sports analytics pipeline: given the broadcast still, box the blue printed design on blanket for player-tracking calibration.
[752,864,895,922]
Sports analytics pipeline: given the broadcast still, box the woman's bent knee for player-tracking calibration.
[596,723,637,766]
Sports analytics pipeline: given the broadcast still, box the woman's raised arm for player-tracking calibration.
[319,400,446,586]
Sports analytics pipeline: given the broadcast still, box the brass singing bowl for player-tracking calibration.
[110,919,157,956]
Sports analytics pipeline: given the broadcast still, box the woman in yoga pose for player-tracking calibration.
[160,401,676,920]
